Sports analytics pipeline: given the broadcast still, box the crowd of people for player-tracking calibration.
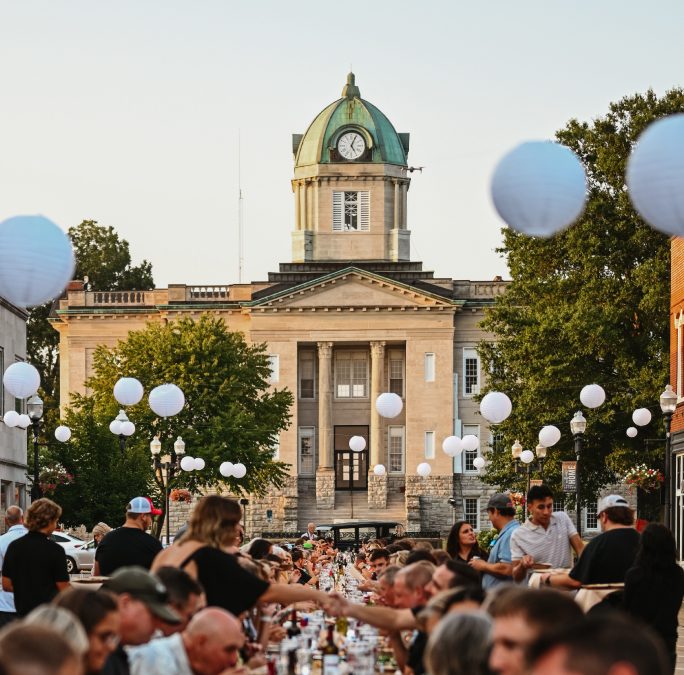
[0,485,679,675]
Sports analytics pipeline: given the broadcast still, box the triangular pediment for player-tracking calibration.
[250,268,454,309]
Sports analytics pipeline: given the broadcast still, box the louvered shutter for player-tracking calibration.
[359,191,370,231]
[332,191,343,231]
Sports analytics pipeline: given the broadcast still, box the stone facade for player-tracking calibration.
[0,297,29,530]
[367,474,387,509]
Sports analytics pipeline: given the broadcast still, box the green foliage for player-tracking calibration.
[477,527,498,554]
[49,315,293,528]
[27,219,154,438]
[479,88,684,504]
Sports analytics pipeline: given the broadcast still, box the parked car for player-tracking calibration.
[51,532,96,574]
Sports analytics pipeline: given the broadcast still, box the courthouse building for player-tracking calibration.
[52,74,507,535]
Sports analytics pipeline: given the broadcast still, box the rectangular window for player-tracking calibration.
[0,347,4,415]
[464,498,480,530]
[424,353,435,382]
[463,424,480,473]
[463,348,480,397]
[268,355,279,384]
[332,191,370,232]
[424,431,435,459]
[553,498,566,512]
[271,435,280,460]
[388,426,405,473]
[298,350,316,399]
[335,351,368,398]
[298,427,316,476]
[14,356,25,414]
[388,351,404,397]
[584,502,599,531]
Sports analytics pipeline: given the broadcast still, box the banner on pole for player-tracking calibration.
[562,461,577,493]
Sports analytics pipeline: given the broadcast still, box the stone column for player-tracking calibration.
[393,180,400,229]
[316,341,335,509]
[370,341,385,467]
[401,182,408,229]
[300,180,308,230]
[294,182,301,231]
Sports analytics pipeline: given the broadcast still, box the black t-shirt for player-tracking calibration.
[180,546,269,615]
[296,566,313,585]
[408,606,428,675]
[102,644,130,675]
[2,531,69,616]
[95,527,163,576]
[624,565,684,656]
[569,527,640,585]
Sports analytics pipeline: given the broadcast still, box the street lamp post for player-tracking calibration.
[570,411,587,537]
[109,410,135,454]
[150,435,186,545]
[27,395,44,501]
[660,384,677,529]
[535,444,548,480]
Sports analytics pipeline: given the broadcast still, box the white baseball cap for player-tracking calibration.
[597,495,629,515]
[127,496,152,514]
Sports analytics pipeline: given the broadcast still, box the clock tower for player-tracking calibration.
[291,73,411,262]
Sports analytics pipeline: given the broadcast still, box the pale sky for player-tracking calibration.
[1,1,683,288]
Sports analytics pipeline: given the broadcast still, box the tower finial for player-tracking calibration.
[341,72,360,99]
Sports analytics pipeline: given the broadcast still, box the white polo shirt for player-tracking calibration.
[510,512,577,569]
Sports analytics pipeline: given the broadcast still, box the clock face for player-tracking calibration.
[337,132,366,160]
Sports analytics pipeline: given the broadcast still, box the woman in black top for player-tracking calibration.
[624,523,684,673]
[152,495,334,615]
[445,521,486,562]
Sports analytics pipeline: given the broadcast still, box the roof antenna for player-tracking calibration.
[238,131,244,284]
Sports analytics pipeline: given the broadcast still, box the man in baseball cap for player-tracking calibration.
[541,494,638,590]
[101,566,180,674]
[469,493,520,589]
[93,497,163,577]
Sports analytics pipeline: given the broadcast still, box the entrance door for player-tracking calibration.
[334,425,368,490]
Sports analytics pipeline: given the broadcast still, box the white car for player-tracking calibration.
[51,532,96,574]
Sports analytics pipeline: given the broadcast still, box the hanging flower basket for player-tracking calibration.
[624,464,664,493]
[169,488,192,503]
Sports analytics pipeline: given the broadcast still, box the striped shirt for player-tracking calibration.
[510,512,577,569]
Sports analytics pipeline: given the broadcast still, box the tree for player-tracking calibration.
[48,315,293,530]
[27,220,154,438]
[479,88,684,504]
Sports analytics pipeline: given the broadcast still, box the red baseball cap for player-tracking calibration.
[145,497,163,516]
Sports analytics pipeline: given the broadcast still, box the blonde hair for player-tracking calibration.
[181,495,241,549]
[92,522,112,538]
[25,498,62,532]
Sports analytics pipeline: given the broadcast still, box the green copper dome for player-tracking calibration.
[294,73,409,168]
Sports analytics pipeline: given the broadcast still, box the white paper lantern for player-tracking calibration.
[632,408,652,427]
[538,425,561,448]
[462,435,479,452]
[473,456,486,470]
[219,461,234,477]
[373,464,386,476]
[520,449,535,464]
[3,411,19,428]
[109,420,122,435]
[480,391,512,424]
[233,463,247,479]
[0,215,76,307]
[3,362,40,399]
[349,435,366,452]
[626,427,638,438]
[627,114,684,236]
[54,425,71,442]
[491,141,587,237]
[148,384,185,418]
[375,392,403,419]
[122,421,136,436]
[580,384,605,409]
[17,414,30,429]
[114,377,144,406]
[180,456,196,472]
[193,457,206,471]
[417,462,432,477]
[442,436,463,457]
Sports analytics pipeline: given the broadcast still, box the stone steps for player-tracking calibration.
[297,491,406,529]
